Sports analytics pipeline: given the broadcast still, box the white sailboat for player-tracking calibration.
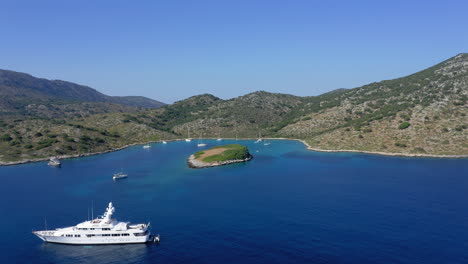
[185,127,192,142]
[255,132,263,143]
[197,133,207,147]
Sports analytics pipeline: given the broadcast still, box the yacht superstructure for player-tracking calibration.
[33,202,158,245]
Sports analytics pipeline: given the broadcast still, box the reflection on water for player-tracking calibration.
[38,243,154,264]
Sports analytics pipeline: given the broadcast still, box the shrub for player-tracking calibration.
[395,142,407,147]
[1,134,13,142]
[398,122,410,130]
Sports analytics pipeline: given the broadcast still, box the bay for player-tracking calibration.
[0,139,467,264]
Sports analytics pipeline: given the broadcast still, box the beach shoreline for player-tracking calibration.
[1,137,467,166]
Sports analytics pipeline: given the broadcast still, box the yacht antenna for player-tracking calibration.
[44,217,48,231]
[91,200,94,220]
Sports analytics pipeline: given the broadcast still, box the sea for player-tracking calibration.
[0,139,467,264]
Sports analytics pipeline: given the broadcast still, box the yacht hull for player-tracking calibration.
[34,232,150,245]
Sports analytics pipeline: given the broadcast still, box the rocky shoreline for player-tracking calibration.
[1,137,467,167]
[187,154,253,169]
[294,139,468,159]
[0,139,183,167]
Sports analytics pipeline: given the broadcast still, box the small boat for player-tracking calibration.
[216,138,223,141]
[185,127,192,142]
[162,140,167,144]
[113,172,128,180]
[254,132,263,143]
[197,133,207,147]
[143,144,151,149]
[264,142,270,146]
[48,157,61,167]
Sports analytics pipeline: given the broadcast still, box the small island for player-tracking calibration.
[188,144,253,169]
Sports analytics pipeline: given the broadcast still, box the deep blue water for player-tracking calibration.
[0,139,467,264]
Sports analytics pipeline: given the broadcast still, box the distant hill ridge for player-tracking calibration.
[0,69,166,114]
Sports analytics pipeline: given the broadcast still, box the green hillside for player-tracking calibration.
[1,54,467,163]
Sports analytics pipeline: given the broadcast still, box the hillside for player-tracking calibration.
[0,54,467,163]
[0,69,165,117]
[277,53,467,155]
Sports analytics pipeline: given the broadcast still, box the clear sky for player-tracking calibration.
[1,0,467,103]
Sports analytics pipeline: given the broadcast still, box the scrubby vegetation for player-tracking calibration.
[194,144,251,162]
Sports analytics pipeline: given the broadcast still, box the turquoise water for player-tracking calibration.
[0,139,467,263]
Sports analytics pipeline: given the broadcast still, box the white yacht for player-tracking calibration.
[143,144,151,149]
[162,140,167,144]
[48,157,61,167]
[33,202,158,245]
[113,172,128,180]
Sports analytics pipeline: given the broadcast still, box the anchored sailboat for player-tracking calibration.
[185,127,192,142]
[197,133,207,147]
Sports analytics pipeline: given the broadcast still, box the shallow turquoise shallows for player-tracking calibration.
[1,139,467,264]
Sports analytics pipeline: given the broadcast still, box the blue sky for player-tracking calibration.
[1,0,467,103]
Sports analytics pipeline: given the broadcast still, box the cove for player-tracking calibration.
[0,139,467,264]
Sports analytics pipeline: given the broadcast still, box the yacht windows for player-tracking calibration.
[134,230,149,236]
[66,234,73,237]
[102,234,110,237]
[86,234,96,237]
[74,235,81,237]
[122,234,130,236]
[102,228,111,231]
[111,234,121,236]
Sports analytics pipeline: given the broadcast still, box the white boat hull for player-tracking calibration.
[34,232,150,244]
